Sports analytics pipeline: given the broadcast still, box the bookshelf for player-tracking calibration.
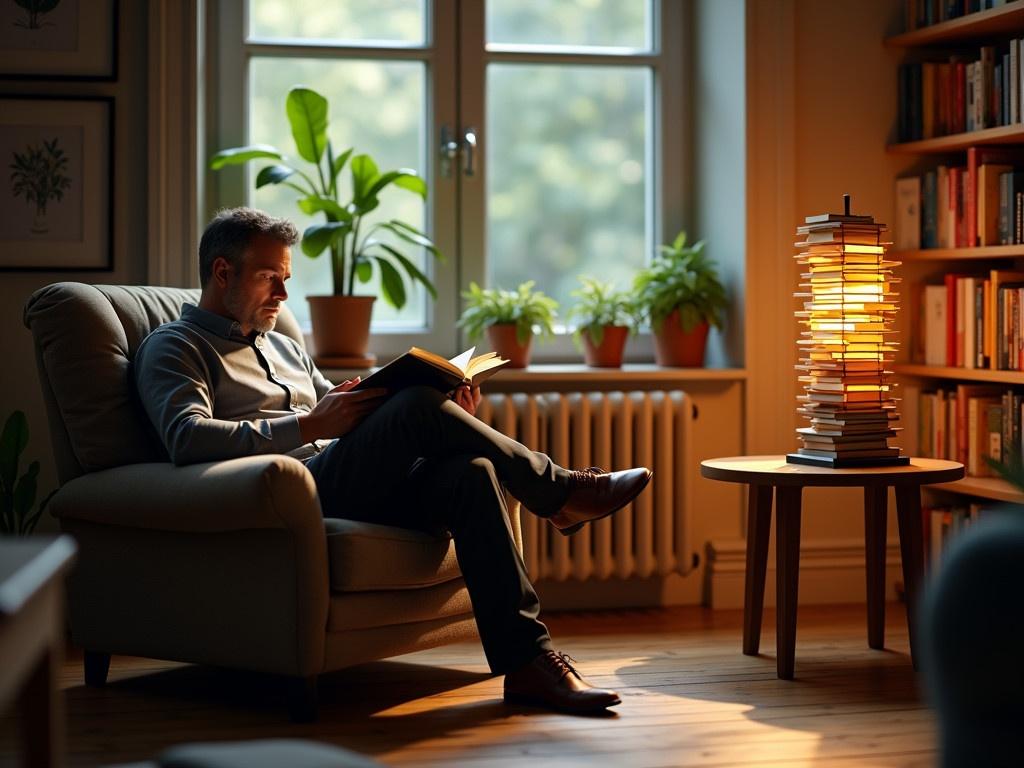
[890,5,1024,515]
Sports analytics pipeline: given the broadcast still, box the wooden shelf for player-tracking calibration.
[888,124,1024,154]
[894,363,1024,384]
[894,245,1024,261]
[885,3,1024,48]
[930,475,1024,504]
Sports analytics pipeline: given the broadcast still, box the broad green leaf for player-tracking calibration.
[355,259,373,283]
[351,154,380,205]
[378,244,437,299]
[255,164,296,188]
[286,88,329,164]
[331,147,354,186]
[13,460,38,520]
[0,410,28,493]
[375,256,406,309]
[379,221,442,259]
[209,145,283,170]
[297,195,351,221]
[366,170,426,201]
[301,222,349,258]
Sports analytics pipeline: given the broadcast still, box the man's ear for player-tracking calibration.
[211,256,233,288]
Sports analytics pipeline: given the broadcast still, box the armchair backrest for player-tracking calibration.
[23,283,305,484]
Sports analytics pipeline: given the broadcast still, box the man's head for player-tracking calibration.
[198,207,299,335]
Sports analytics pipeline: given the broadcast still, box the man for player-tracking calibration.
[134,207,653,713]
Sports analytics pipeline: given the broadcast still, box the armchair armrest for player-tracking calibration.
[50,455,322,533]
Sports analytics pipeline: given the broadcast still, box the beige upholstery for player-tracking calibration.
[24,282,522,678]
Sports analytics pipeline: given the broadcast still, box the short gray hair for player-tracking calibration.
[198,207,299,285]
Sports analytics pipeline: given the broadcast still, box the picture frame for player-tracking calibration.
[0,95,114,272]
[0,0,118,81]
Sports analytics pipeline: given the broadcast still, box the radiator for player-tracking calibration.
[477,391,696,582]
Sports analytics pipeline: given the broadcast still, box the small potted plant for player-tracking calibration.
[567,277,639,368]
[634,230,727,367]
[210,87,443,360]
[1,410,56,535]
[458,281,558,368]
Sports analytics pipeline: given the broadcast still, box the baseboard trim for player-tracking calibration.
[704,537,903,610]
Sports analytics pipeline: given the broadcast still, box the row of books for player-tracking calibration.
[923,503,989,573]
[905,0,1016,31]
[898,41,1024,142]
[917,385,1022,474]
[917,270,1024,369]
[895,148,1024,251]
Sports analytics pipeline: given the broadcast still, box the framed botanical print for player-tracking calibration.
[0,96,113,271]
[0,0,118,81]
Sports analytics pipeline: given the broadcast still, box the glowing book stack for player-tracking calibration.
[787,196,909,468]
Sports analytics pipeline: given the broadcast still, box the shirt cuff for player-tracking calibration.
[269,413,305,454]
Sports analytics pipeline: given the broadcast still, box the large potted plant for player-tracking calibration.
[210,87,442,359]
[1,410,55,535]
[457,281,558,368]
[634,231,727,367]
[567,277,640,368]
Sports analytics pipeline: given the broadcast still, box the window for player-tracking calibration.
[210,0,685,360]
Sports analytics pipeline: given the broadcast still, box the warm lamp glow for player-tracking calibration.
[787,196,909,468]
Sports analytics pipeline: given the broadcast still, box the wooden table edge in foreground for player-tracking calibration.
[699,455,965,680]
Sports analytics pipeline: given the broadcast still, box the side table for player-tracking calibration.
[700,456,963,679]
[0,536,77,767]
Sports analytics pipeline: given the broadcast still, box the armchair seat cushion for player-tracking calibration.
[324,518,460,592]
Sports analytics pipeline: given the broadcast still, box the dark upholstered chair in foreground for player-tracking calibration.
[24,283,519,720]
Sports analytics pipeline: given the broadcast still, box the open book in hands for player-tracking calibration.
[353,346,509,394]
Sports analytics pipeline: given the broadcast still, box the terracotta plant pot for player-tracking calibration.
[653,309,710,367]
[486,323,532,368]
[582,325,629,368]
[306,295,376,357]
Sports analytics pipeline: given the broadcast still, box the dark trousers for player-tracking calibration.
[305,385,569,673]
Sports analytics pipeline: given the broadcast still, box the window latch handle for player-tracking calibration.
[439,125,478,178]
[462,127,477,177]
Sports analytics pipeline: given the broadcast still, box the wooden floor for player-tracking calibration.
[1,604,938,768]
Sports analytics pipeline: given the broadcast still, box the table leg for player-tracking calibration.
[743,484,773,655]
[864,485,888,650]
[19,645,60,768]
[775,485,802,680]
[895,483,925,669]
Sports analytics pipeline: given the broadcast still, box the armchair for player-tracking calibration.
[23,282,520,720]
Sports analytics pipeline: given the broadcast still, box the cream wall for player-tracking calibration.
[0,3,150,533]
[743,0,909,579]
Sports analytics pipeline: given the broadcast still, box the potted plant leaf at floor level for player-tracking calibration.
[458,281,558,368]
[0,410,56,535]
[210,86,443,360]
[633,230,727,367]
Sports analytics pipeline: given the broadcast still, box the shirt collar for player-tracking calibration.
[181,303,260,342]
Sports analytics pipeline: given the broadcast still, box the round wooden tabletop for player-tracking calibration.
[700,455,965,487]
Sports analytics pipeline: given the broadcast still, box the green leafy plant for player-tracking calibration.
[458,281,559,345]
[210,87,442,309]
[633,230,728,333]
[9,137,71,224]
[1,410,55,536]
[566,276,640,348]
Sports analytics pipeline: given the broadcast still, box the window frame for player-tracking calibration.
[207,0,688,363]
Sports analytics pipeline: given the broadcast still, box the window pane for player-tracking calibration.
[486,0,652,52]
[249,57,428,329]
[248,0,426,46]
[486,64,651,316]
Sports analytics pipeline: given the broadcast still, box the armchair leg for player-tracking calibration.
[286,675,318,723]
[83,651,111,687]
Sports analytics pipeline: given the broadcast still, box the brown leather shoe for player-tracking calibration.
[550,466,653,536]
[504,651,621,712]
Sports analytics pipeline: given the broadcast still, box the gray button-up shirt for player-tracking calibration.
[134,303,334,465]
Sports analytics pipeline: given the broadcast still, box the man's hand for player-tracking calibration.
[452,384,482,417]
[298,377,388,442]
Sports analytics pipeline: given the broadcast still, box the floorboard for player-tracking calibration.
[0,604,937,768]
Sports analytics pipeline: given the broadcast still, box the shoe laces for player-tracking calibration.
[541,650,582,680]
[568,467,604,487]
